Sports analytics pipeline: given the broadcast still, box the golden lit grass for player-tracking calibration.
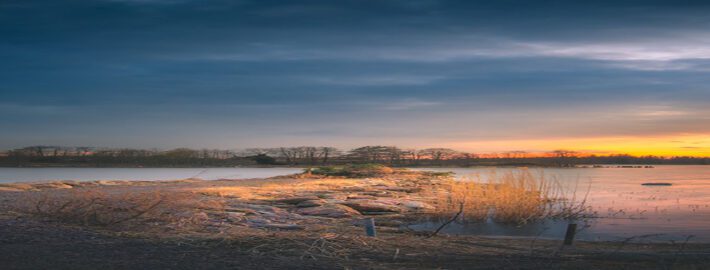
[6,169,589,235]
[198,178,389,200]
[9,177,386,234]
[424,170,589,224]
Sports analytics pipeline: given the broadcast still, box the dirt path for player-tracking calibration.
[0,216,330,270]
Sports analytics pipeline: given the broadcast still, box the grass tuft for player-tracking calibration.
[424,169,590,225]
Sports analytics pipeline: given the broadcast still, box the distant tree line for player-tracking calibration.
[0,145,707,167]
[0,146,244,167]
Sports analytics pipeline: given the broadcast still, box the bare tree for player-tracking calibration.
[348,146,402,164]
[419,148,458,164]
[320,147,339,164]
[551,150,577,167]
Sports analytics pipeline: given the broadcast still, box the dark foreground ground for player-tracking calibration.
[2,216,709,270]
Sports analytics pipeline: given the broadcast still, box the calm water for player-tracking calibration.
[1,165,709,242]
[0,167,304,183]
[410,166,710,242]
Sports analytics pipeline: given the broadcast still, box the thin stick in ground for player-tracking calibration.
[430,202,464,237]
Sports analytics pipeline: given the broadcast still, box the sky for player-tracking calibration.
[1,0,709,156]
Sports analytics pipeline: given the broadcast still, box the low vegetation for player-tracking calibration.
[424,170,590,224]
[5,167,590,239]
[15,189,224,233]
[308,164,396,178]
[2,168,706,270]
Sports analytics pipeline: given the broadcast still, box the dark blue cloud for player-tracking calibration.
[1,0,709,149]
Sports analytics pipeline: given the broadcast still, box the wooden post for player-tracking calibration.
[364,218,377,237]
[564,223,577,245]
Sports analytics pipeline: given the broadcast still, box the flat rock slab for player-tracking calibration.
[341,200,402,213]
[229,203,287,213]
[259,223,305,230]
[274,196,321,204]
[295,204,360,218]
[296,199,327,208]
[400,200,435,211]
[346,194,377,200]
[384,187,422,193]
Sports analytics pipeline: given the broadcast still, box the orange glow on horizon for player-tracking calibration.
[449,134,710,157]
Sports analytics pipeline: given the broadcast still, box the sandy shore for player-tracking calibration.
[1,170,709,269]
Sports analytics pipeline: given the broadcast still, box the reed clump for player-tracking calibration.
[425,169,590,225]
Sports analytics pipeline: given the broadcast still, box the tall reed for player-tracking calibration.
[424,169,590,225]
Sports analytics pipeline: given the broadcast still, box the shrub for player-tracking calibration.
[309,164,395,177]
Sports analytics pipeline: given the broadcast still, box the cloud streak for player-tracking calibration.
[164,34,710,71]
[0,0,709,152]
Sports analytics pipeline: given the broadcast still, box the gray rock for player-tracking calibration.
[274,196,320,204]
[246,217,271,224]
[260,223,305,230]
[296,204,361,218]
[341,200,402,213]
[347,194,377,200]
[296,199,326,208]
[384,187,422,193]
[226,212,246,222]
[400,201,435,211]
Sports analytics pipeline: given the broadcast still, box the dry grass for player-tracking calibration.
[6,168,589,236]
[424,169,590,224]
[198,178,394,200]
[16,188,226,232]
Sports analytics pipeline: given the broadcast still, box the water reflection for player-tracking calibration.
[0,167,304,183]
[409,166,710,242]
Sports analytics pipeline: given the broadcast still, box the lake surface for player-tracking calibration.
[1,165,708,242]
[410,166,710,242]
[0,167,304,183]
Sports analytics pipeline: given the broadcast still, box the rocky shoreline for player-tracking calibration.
[0,169,447,235]
[2,169,710,269]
